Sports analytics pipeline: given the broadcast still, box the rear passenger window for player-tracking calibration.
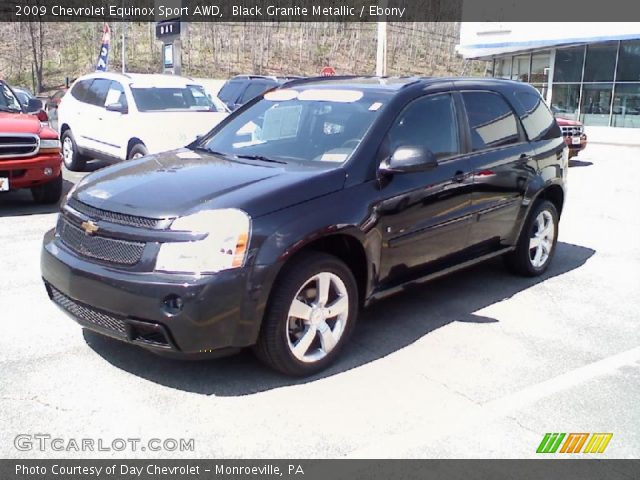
[218,81,244,103]
[70,80,91,102]
[84,79,111,107]
[240,82,273,104]
[515,91,561,141]
[388,93,460,160]
[462,91,520,151]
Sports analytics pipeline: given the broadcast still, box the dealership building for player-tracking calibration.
[457,23,640,139]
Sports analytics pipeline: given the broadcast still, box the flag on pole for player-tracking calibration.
[95,24,111,72]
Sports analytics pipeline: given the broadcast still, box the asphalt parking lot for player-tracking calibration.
[1,144,638,459]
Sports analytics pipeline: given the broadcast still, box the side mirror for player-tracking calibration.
[106,102,128,114]
[26,97,43,113]
[380,146,438,174]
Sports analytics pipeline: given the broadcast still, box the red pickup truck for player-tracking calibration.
[556,117,587,159]
[0,80,62,204]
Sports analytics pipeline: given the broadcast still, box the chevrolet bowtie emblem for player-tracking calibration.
[81,220,99,235]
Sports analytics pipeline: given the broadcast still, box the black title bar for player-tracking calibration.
[3,0,640,21]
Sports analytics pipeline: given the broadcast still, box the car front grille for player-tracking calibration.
[0,134,38,159]
[561,125,584,137]
[57,217,145,266]
[49,285,128,336]
[66,197,165,229]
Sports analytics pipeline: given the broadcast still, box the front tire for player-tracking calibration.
[31,173,63,205]
[61,130,87,171]
[128,143,148,160]
[254,252,359,376]
[504,200,559,276]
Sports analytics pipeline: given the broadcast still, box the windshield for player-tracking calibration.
[0,83,22,112]
[198,88,387,163]
[131,85,216,112]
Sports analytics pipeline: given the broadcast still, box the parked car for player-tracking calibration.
[0,80,62,204]
[42,77,567,375]
[57,72,229,171]
[555,117,587,159]
[11,86,49,126]
[217,75,302,111]
[45,88,67,129]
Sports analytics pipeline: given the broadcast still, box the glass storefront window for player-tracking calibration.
[530,52,550,84]
[612,84,640,128]
[616,40,640,82]
[531,84,548,101]
[554,47,584,82]
[580,84,613,126]
[494,57,511,79]
[583,43,617,82]
[551,84,580,121]
[512,55,530,82]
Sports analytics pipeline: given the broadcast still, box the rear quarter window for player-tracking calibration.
[515,91,562,141]
[70,80,91,102]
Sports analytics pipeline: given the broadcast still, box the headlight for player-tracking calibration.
[155,209,251,274]
[39,139,60,154]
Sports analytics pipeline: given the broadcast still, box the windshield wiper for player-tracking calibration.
[190,146,230,157]
[234,154,287,164]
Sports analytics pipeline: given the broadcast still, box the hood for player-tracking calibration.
[141,111,228,150]
[0,111,41,134]
[555,117,582,127]
[74,148,346,219]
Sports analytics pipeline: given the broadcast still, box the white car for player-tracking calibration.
[57,72,229,171]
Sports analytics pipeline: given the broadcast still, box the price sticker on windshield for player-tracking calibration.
[0,177,9,192]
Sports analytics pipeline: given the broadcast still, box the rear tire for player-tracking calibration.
[254,252,359,376]
[61,130,87,171]
[504,200,559,277]
[31,173,63,205]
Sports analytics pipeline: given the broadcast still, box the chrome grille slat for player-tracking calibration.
[57,217,145,265]
[561,125,584,137]
[0,133,39,158]
[49,285,127,335]
[66,197,164,229]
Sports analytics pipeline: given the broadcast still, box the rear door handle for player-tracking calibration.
[452,171,466,183]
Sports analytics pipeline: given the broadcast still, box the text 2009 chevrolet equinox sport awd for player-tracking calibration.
[42,77,568,376]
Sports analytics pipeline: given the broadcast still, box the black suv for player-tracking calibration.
[41,77,567,376]
[217,74,302,111]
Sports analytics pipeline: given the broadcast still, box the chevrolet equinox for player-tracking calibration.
[41,77,568,376]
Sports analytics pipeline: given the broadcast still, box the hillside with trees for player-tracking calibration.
[0,22,487,93]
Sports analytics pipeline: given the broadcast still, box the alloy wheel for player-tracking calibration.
[62,137,74,165]
[529,210,554,268]
[286,272,349,363]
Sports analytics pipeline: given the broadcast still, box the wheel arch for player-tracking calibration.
[260,231,370,312]
[535,183,565,217]
[126,137,146,158]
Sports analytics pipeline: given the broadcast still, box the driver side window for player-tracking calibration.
[388,93,460,160]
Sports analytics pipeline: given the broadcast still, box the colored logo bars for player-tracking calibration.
[537,433,613,454]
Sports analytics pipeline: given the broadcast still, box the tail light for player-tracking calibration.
[36,109,49,123]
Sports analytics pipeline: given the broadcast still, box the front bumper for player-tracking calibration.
[1,154,62,190]
[41,229,277,355]
[564,134,587,157]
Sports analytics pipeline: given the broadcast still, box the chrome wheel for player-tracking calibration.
[62,137,74,165]
[529,210,554,268]
[286,272,349,363]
